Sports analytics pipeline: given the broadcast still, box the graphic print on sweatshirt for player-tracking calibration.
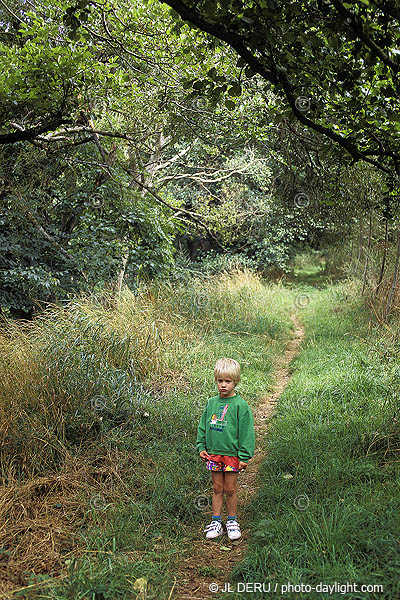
[210,403,229,432]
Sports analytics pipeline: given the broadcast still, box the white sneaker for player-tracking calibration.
[226,519,241,540]
[204,520,223,539]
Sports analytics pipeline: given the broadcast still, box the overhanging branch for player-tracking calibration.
[160,0,395,175]
[0,117,73,145]
[329,0,399,73]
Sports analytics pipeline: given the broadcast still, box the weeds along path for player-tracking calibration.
[176,313,305,600]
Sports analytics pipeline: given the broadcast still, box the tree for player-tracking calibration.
[0,0,264,314]
[2,0,396,318]
[159,0,400,176]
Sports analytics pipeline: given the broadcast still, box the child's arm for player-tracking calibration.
[196,401,209,458]
[237,406,255,464]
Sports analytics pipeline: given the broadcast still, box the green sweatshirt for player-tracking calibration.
[196,393,255,462]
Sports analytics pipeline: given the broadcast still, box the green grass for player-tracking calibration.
[0,270,295,599]
[5,271,398,599]
[226,282,400,600]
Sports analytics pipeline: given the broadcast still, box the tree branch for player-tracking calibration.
[126,174,226,249]
[328,0,399,73]
[40,126,143,143]
[156,163,255,185]
[22,206,88,280]
[0,117,73,145]
[0,0,23,23]
[160,0,394,175]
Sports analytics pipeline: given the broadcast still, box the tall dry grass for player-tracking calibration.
[0,269,290,482]
[0,269,295,597]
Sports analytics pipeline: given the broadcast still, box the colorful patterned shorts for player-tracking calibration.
[206,455,239,472]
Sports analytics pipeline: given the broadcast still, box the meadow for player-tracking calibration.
[229,281,400,600]
[1,269,399,599]
[0,270,295,599]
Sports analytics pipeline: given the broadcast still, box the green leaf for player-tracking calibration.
[200,1,217,18]
[193,80,204,90]
[228,82,242,97]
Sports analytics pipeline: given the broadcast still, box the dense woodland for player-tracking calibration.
[1,0,400,318]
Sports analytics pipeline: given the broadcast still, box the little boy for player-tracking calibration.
[196,358,255,540]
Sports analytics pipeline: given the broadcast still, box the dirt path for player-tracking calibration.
[175,313,305,599]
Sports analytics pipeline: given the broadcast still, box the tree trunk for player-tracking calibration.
[362,210,372,295]
[354,218,363,276]
[116,251,129,297]
[384,228,400,321]
[375,217,389,296]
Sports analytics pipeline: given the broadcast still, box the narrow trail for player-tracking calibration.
[176,313,305,599]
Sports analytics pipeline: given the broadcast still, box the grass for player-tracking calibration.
[227,281,400,600]
[4,264,398,599]
[0,270,295,599]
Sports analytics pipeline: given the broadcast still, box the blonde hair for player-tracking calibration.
[214,357,241,384]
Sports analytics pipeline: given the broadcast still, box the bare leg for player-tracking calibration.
[223,472,238,517]
[211,471,224,516]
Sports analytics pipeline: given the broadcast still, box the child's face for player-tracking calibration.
[216,376,236,398]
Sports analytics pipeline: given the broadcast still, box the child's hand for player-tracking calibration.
[238,461,248,472]
[199,450,210,462]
